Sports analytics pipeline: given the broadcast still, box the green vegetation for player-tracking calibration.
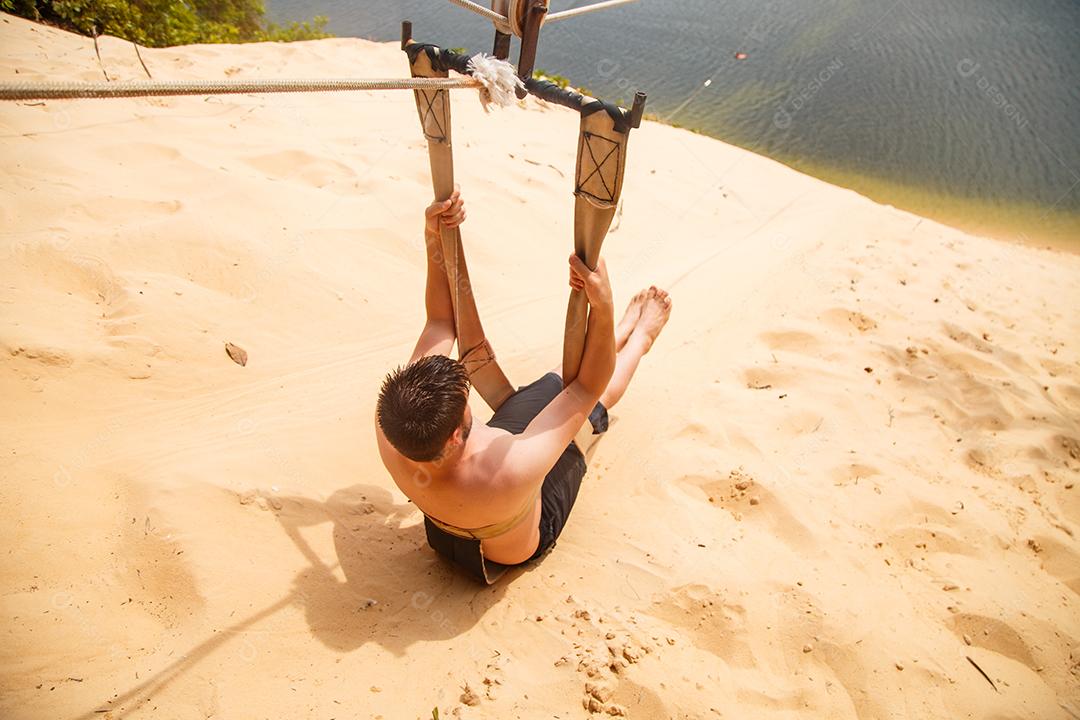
[1,0,330,47]
[532,68,592,97]
[533,68,572,89]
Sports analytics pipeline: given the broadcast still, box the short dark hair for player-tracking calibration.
[377,355,471,462]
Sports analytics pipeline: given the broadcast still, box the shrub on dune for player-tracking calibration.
[1,0,331,46]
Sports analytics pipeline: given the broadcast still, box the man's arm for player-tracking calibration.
[497,256,616,484]
[408,189,466,363]
[566,255,617,400]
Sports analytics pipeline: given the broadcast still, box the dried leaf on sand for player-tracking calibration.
[225,342,248,367]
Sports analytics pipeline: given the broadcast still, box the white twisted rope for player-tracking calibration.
[546,0,640,23]
[1,52,525,108]
[444,0,641,36]
[0,77,481,101]
[445,0,513,33]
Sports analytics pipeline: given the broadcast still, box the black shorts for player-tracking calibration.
[487,373,609,561]
[423,373,609,580]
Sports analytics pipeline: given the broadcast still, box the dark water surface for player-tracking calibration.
[269,0,1080,247]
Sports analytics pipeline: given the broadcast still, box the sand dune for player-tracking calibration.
[2,12,1079,719]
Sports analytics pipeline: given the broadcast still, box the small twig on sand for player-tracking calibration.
[522,157,566,178]
[132,41,152,79]
[92,27,111,82]
[966,656,998,692]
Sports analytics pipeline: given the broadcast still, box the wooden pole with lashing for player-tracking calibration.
[562,92,647,387]
[403,24,515,412]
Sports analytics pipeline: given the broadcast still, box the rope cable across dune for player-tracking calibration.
[0,77,483,101]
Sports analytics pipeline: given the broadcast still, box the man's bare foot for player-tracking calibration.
[615,289,649,351]
[628,286,672,353]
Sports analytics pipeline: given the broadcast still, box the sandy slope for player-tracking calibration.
[1,12,1079,720]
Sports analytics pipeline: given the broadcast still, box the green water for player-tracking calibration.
[268,0,1080,247]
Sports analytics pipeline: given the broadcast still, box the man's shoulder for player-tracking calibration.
[467,423,526,482]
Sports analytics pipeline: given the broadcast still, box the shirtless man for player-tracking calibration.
[376,188,671,574]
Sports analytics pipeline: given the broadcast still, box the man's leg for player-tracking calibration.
[615,289,648,351]
[599,287,672,410]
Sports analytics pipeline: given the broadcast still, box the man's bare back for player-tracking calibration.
[375,190,671,566]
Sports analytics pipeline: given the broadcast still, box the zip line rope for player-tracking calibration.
[547,0,640,22]
[446,0,640,33]
[446,0,513,33]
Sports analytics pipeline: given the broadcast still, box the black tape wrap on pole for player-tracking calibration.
[404,43,473,77]
[402,42,641,133]
[523,77,586,109]
[524,77,635,133]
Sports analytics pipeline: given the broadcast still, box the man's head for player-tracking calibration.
[377,355,472,463]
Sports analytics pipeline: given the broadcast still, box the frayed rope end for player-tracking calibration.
[467,53,524,110]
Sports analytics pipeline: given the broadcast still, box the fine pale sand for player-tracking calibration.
[2,13,1079,720]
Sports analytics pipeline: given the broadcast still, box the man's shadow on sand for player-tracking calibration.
[70,484,525,720]
[277,483,521,653]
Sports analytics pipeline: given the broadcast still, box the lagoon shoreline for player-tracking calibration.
[271,0,1080,249]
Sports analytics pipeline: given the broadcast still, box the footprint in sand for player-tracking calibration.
[948,614,1040,670]
[821,307,878,334]
[759,329,822,354]
[680,470,815,547]
[14,246,126,306]
[650,583,752,667]
[1055,476,1080,528]
[597,678,666,717]
[828,462,880,487]
[884,522,975,558]
[674,422,715,442]
[8,345,74,368]
[1055,384,1080,412]
[780,410,825,436]
[1027,534,1080,595]
[743,366,798,392]
[943,322,995,354]
[1052,435,1080,464]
